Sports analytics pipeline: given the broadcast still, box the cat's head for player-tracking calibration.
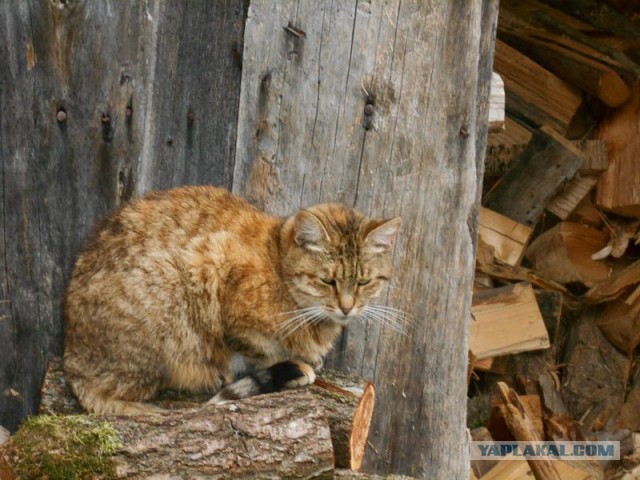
[280,204,401,327]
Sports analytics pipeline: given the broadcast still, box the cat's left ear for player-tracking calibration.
[293,210,331,252]
[364,217,401,254]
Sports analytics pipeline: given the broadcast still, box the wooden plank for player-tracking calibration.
[493,39,582,135]
[233,1,498,476]
[498,7,631,107]
[470,282,550,359]
[478,208,533,266]
[596,85,640,218]
[483,126,584,227]
[0,1,245,431]
[546,175,599,220]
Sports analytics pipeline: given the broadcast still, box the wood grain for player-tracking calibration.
[0,0,246,431]
[234,1,498,477]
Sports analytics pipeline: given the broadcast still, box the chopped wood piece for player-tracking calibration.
[497,394,544,441]
[585,260,640,303]
[616,368,640,432]
[562,309,627,432]
[525,222,610,287]
[496,382,561,480]
[546,175,599,220]
[488,116,533,146]
[596,297,640,353]
[477,208,533,267]
[334,470,416,480]
[493,40,582,135]
[577,140,608,175]
[569,195,604,228]
[596,86,640,218]
[498,8,631,107]
[484,126,584,227]
[3,390,335,479]
[311,372,376,471]
[489,73,506,133]
[594,219,640,260]
[470,282,550,360]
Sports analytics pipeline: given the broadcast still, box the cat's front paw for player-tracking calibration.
[279,360,316,388]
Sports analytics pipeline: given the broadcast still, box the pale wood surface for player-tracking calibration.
[470,282,550,359]
[478,207,533,266]
[596,85,640,218]
[489,73,505,133]
[233,1,498,477]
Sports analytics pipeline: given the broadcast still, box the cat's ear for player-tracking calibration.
[294,211,330,252]
[364,217,401,254]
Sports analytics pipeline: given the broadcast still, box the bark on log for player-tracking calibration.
[39,357,374,470]
[3,390,335,479]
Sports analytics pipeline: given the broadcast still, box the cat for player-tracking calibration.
[64,186,401,415]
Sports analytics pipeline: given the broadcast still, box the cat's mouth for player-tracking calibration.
[326,307,359,326]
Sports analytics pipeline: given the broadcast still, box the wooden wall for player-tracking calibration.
[0,0,246,431]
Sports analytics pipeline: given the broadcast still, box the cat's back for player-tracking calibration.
[70,186,271,279]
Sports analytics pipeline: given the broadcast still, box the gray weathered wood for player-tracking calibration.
[483,126,584,226]
[234,1,497,477]
[0,0,245,432]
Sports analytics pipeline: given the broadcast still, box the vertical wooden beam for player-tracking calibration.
[234,1,497,477]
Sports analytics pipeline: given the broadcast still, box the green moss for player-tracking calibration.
[6,414,122,480]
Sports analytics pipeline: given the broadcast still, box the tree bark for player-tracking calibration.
[39,357,374,470]
[4,390,335,479]
[233,2,498,477]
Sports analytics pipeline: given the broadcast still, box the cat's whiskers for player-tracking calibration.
[274,306,327,339]
[362,305,416,336]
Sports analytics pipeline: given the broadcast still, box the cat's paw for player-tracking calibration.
[281,360,316,388]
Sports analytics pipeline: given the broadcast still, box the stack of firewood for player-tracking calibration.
[469,1,640,479]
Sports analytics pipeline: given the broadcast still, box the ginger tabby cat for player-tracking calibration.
[64,186,401,414]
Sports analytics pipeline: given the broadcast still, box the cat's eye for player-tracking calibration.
[357,279,371,286]
[320,278,336,286]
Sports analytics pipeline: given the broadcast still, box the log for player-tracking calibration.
[493,40,582,135]
[1,390,335,479]
[585,260,640,303]
[596,85,640,218]
[483,126,584,227]
[470,282,550,360]
[596,296,640,353]
[477,208,533,267]
[498,7,631,107]
[525,222,610,287]
[39,357,374,471]
[496,382,562,480]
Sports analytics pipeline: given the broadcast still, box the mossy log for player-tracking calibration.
[38,357,375,471]
[2,390,335,479]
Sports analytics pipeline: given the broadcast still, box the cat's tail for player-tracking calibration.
[207,360,316,404]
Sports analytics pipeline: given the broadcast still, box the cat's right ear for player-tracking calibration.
[293,211,330,252]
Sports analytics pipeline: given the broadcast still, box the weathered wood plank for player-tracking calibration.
[483,126,584,226]
[234,1,496,477]
[0,0,245,432]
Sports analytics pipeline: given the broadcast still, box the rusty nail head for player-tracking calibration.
[102,114,110,125]
[187,111,195,122]
[459,126,469,139]
[125,107,133,118]
[56,110,67,123]
[364,103,375,116]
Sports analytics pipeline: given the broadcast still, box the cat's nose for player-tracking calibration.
[338,295,354,315]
